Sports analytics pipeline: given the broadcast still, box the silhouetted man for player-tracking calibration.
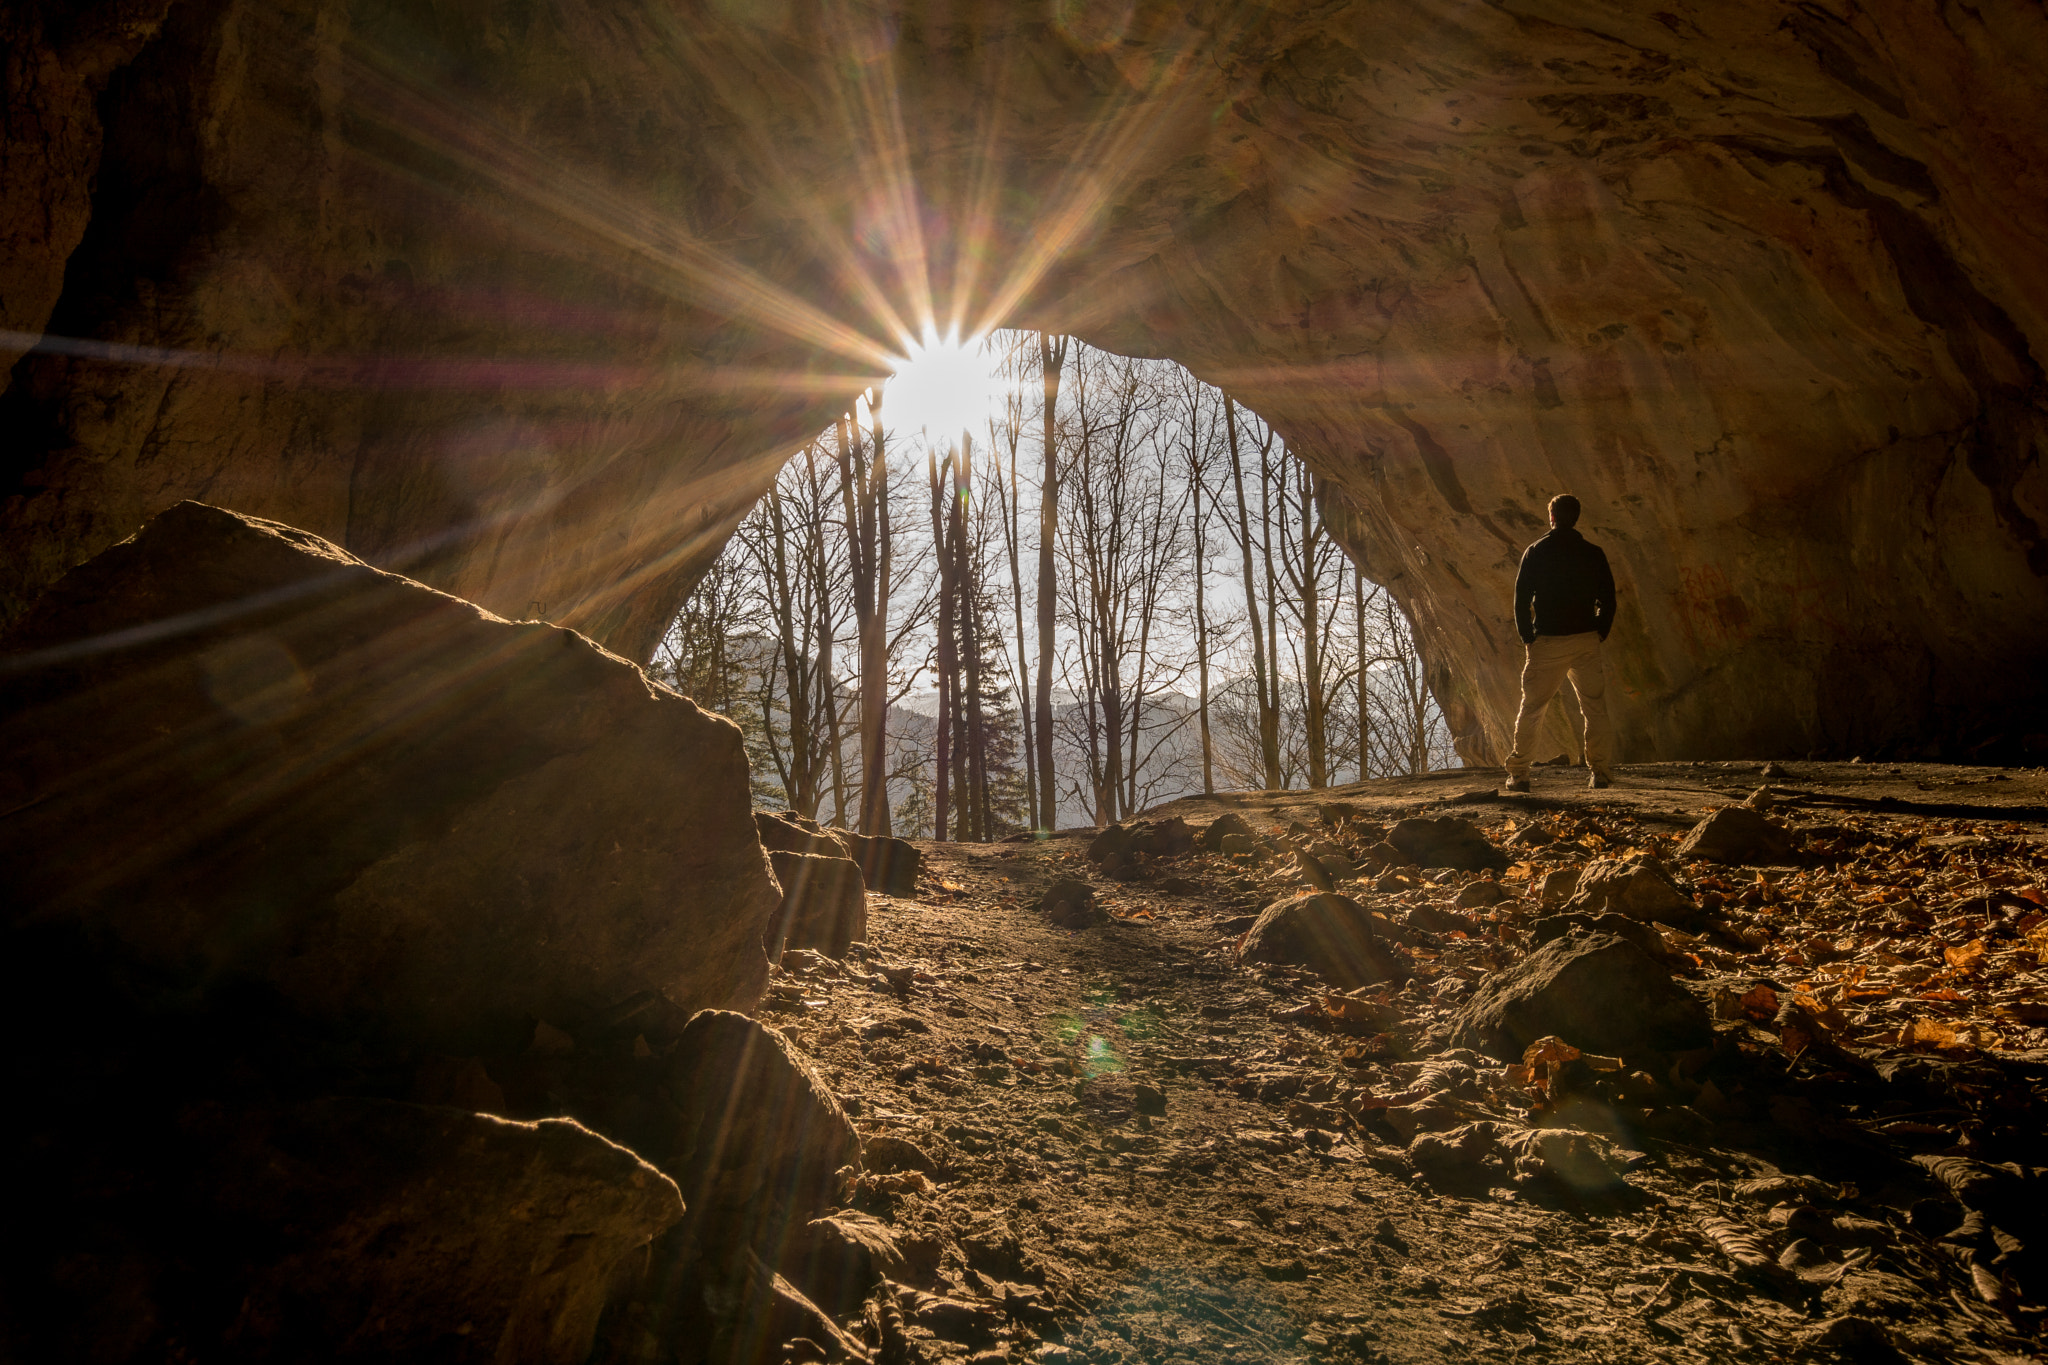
[1503,494,1617,792]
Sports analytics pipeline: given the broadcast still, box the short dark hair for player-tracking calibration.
[1549,494,1581,529]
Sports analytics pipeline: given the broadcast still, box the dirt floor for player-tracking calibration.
[763,761,2048,1364]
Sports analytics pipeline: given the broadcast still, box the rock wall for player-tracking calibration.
[5,0,2045,759]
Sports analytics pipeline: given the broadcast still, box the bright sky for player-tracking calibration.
[876,329,1005,443]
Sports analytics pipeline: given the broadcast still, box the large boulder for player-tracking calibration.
[1238,892,1410,989]
[765,850,868,959]
[830,827,922,896]
[1677,807,1801,865]
[0,504,777,1053]
[755,810,847,859]
[1563,858,1701,926]
[1450,933,1710,1061]
[9,1097,682,1365]
[660,1011,858,1245]
[1387,818,1509,872]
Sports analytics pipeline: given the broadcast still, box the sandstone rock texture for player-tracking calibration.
[0,501,777,1051]
[5,0,2046,757]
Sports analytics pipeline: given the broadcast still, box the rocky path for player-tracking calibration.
[761,762,2048,1365]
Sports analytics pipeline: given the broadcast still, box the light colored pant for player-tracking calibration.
[1504,631,1613,779]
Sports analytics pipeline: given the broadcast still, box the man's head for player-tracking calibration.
[1549,494,1581,530]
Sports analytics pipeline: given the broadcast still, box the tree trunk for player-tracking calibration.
[1355,561,1371,782]
[1224,395,1278,791]
[1034,333,1066,832]
[839,399,894,836]
[1193,434,1214,795]
[1301,462,1327,790]
[929,447,953,841]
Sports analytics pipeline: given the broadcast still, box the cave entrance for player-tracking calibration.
[652,330,1455,838]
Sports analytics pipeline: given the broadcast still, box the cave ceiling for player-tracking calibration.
[4,0,2045,761]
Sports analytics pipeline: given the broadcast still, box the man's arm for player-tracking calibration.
[1514,549,1537,644]
[1593,546,1617,640]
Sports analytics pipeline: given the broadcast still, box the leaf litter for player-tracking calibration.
[756,761,2047,1364]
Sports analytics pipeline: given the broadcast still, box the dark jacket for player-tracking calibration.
[1514,527,1616,643]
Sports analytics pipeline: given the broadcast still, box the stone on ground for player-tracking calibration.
[1092,818,1196,868]
[1386,817,1508,872]
[1530,912,1669,960]
[659,1011,857,1246]
[830,827,923,896]
[1678,806,1800,864]
[1238,892,1409,989]
[756,810,848,859]
[1197,812,1256,851]
[779,1211,908,1317]
[1449,933,1710,1060]
[1457,880,1509,909]
[765,850,868,959]
[0,502,776,1053]
[1537,866,1583,907]
[1039,878,1101,928]
[1564,857,1700,926]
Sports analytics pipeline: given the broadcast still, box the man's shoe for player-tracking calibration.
[1588,771,1613,790]
[1502,776,1531,793]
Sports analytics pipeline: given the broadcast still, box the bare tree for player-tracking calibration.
[836,393,894,835]
[1033,332,1068,832]
[1223,396,1282,789]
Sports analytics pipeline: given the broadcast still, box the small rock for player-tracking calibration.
[1456,880,1509,909]
[781,1211,907,1316]
[1197,812,1257,851]
[1536,865,1582,907]
[1742,786,1775,812]
[1677,807,1799,865]
[1449,933,1711,1060]
[1357,840,1416,873]
[1237,892,1410,989]
[1038,878,1101,928]
[1127,817,1196,858]
[1761,761,1789,779]
[1562,858,1698,926]
[1506,825,1555,849]
[1133,1083,1167,1117]
[862,1134,939,1175]
[1386,817,1508,872]
[1259,1258,1310,1281]
[1405,902,1478,936]
[766,850,868,959]
[1218,832,1257,857]
[1500,1127,1625,1192]
[1088,825,1130,863]
[1529,912,1667,960]
[662,1011,857,1241]
[829,828,922,896]
[1407,1121,1498,1176]
[756,810,847,859]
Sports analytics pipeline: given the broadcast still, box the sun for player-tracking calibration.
[880,329,1003,443]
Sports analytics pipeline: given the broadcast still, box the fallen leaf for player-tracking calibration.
[1944,939,1988,973]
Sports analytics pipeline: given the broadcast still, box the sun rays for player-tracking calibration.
[880,329,1007,442]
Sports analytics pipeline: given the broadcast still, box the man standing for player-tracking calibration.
[1503,494,1617,792]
